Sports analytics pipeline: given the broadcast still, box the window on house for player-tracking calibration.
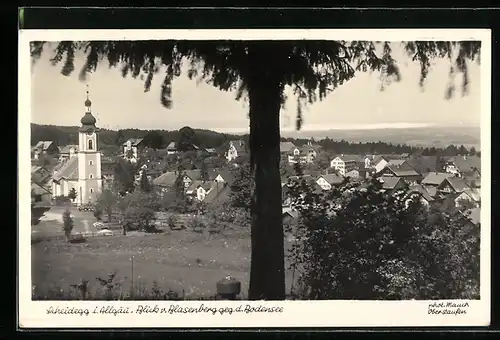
[88,140,93,150]
[89,160,93,165]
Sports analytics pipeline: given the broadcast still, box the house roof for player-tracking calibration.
[407,184,434,202]
[336,154,365,162]
[152,171,178,187]
[280,142,297,153]
[407,156,439,174]
[422,172,455,186]
[31,182,51,195]
[123,138,144,147]
[378,176,405,190]
[452,156,481,173]
[467,208,481,225]
[424,186,439,198]
[462,188,481,202]
[204,182,231,204]
[166,141,176,150]
[441,177,470,193]
[384,162,420,177]
[230,140,246,153]
[34,141,54,151]
[31,165,42,174]
[214,169,236,186]
[184,169,202,181]
[59,144,79,154]
[320,173,344,185]
[387,159,407,167]
[187,180,212,191]
[205,148,216,153]
[52,156,79,182]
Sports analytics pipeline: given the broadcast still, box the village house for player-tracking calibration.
[421,172,456,188]
[123,138,145,163]
[212,169,235,186]
[58,145,79,162]
[464,207,481,226]
[444,155,481,178]
[284,141,323,164]
[100,158,116,190]
[185,180,213,201]
[452,190,481,209]
[406,155,440,174]
[31,141,59,160]
[376,162,421,185]
[51,93,103,205]
[152,169,205,193]
[330,154,365,176]
[31,165,51,185]
[226,140,247,162]
[404,184,435,208]
[377,176,409,194]
[31,181,52,204]
[372,155,406,174]
[345,168,369,180]
[166,141,177,155]
[316,173,344,190]
[436,176,470,195]
[203,181,231,205]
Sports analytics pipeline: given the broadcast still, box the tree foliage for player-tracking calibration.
[62,209,74,242]
[68,188,77,201]
[96,188,120,222]
[113,159,135,195]
[287,177,480,300]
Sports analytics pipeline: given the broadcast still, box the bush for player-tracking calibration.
[287,177,480,300]
[54,195,72,206]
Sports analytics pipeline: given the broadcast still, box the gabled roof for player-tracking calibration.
[319,173,344,185]
[123,138,144,147]
[466,207,481,225]
[280,142,297,153]
[184,169,202,181]
[407,184,434,202]
[387,159,407,167]
[407,155,439,174]
[440,177,470,193]
[452,156,481,173]
[187,180,212,191]
[335,154,364,162]
[204,182,231,204]
[52,157,79,182]
[461,188,481,202]
[31,165,42,174]
[378,176,406,190]
[283,209,299,219]
[152,171,178,187]
[59,144,79,154]
[31,181,52,195]
[166,141,176,150]
[214,169,235,186]
[422,172,455,186]
[230,140,246,153]
[384,162,420,177]
[34,141,54,151]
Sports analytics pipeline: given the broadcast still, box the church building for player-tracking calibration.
[52,91,103,205]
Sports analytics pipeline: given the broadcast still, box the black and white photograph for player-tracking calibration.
[19,28,491,328]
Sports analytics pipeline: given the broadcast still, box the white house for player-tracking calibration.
[123,138,145,163]
[226,140,246,161]
[166,141,177,155]
[316,173,344,190]
[51,94,102,205]
[330,155,364,176]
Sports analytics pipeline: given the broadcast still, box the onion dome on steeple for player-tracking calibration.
[79,86,100,132]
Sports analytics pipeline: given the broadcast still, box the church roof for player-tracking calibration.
[52,157,79,182]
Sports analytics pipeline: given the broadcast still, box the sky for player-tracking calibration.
[30,41,481,133]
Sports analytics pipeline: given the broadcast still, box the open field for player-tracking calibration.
[31,220,297,299]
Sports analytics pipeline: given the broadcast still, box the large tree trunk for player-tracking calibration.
[247,51,286,300]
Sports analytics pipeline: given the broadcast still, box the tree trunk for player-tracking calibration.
[247,54,286,300]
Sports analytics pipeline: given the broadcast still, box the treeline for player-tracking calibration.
[31,124,479,158]
[30,124,242,150]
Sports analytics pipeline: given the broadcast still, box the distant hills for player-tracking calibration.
[281,126,481,149]
[30,123,481,149]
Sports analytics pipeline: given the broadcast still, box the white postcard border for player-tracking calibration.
[19,28,491,328]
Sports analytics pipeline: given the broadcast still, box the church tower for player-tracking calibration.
[77,88,102,205]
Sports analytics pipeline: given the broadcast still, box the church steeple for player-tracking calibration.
[80,85,98,130]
